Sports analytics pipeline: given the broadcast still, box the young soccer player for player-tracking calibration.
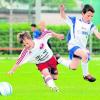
[8,31,64,91]
[59,4,100,82]
[32,21,64,80]
[31,22,57,80]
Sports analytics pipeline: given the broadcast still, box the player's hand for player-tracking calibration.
[7,70,14,75]
[59,34,64,40]
[60,4,65,11]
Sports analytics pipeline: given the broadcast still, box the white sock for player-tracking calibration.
[45,75,56,88]
[81,62,89,76]
[57,57,71,68]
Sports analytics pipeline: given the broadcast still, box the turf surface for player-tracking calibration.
[0,57,100,100]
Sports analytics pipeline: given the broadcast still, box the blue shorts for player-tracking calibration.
[69,46,80,60]
[69,46,90,61]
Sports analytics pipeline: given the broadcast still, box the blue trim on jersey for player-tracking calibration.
[90,24,94,31]
[68,16,76,37]
[66,30,71,43]
[33,30,41,39]
[69,46,80,60]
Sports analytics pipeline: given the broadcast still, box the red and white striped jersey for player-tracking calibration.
[16,31,53,66]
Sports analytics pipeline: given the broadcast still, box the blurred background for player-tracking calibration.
[0,0,100,56]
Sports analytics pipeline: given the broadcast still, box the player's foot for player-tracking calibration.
[83,75,96,82]
[50,86,59,92]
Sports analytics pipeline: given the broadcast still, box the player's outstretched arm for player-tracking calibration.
[94,32,100,39]
[8,48,28,75]
[8,64,19,75]
[51,31,64,40]
[60,4,66,20]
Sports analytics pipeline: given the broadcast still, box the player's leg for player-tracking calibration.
[48,56,58,80]
[37,58,59,91]
[55,50,80,69]
[56,54,71,68]
[41,68,56,87]
[41,68,59,92]
[47,67,58,80]
[47,56,59,91]
[70,57,80,70]
[57,55,80,70]
[74,48,96,82]
[50,68,58,80]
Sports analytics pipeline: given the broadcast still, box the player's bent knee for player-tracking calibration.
[82,54,89,63]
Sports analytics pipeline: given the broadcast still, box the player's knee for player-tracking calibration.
[51,68,58,80]
[41,68,51,77]
[51,68,58,75]
[82,54,89,63]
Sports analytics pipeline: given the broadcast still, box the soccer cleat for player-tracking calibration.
[83,75,96,82]
[50,86,59,92]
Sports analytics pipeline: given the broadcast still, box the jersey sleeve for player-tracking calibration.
[16,47,30,66]
[40,30,52,41]
[90,24,98,34]
[65,16,76,27]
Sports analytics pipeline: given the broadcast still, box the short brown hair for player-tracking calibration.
[31,23,37,27]
[17,31,32,44]
[82,4,95,14]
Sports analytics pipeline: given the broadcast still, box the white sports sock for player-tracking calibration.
[81,62,89,76]
[57,57,71,68]
[45,75,56,88]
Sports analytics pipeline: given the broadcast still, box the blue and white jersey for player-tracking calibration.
[65,16,98,50]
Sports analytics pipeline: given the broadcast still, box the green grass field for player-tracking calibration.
[0,57,100,100]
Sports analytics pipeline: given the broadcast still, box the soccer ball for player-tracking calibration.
[0,82,13,96]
